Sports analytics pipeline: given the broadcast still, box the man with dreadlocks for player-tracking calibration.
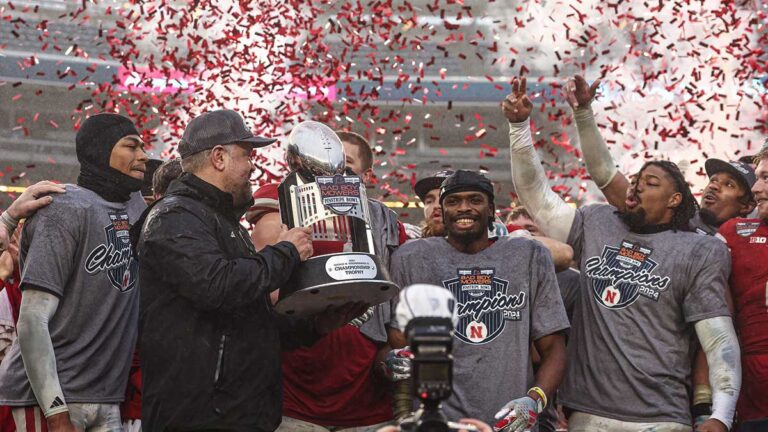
[562,75,756,236]
[501,77,741,432]
[562,75,755,431]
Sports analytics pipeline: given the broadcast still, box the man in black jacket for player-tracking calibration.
[134,110,366,432]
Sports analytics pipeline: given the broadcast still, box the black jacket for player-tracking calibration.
[132,173,317,432]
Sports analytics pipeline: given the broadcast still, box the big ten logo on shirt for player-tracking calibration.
[584,239,671,309]
[442,268,526,345]
[84,211,139,293]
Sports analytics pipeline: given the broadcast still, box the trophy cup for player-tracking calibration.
[275,121,400,316]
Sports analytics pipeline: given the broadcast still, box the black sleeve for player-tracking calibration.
[139,205,301,312]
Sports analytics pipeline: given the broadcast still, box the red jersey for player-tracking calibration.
[120,347,142,420]
[719,219,768,354]
[718,218,768,421]
[253,184,404,427]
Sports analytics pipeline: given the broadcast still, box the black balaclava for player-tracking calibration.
[76,113,143,202]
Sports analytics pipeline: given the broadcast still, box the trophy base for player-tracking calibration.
[275,252,400,317]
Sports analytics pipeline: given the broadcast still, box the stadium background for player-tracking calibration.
[0,0,766,223]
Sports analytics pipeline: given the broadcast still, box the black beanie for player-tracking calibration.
[76,113,144,202]
[439,170,495,205]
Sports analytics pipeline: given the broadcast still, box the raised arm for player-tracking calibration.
[564,75,630,209]
[502,76,576,243]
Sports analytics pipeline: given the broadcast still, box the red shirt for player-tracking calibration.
[718,218,768,421]
[254,184,402,426]
[719,219,768,355]
[120,348,142,420]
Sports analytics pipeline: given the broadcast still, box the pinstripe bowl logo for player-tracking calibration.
[84,211,138,293]
[736,222,760,237]
[317,175,361,215]
[584,240,670,309]
[443,268,525,345]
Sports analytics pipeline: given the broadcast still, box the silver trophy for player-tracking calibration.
[275,121,399,316]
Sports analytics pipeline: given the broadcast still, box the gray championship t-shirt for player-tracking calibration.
[390,236,570,424]
[0,185,144,405]
[560,204,730,424]
[556,268,581,323]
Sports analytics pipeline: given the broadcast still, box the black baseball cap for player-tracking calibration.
[179,109,276,158]
[705,158,756,200]
[414,170,454,201]
[439,170,495,205]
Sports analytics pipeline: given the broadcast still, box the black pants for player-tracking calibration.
[737,418,768,432]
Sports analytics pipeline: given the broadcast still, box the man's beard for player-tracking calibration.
[445,218,487,244]
[423,219,446,238]
[698,208,720,227]
[232,181,253,209]
[619,208,648,231]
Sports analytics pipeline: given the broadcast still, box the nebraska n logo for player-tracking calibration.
[443,268,526,345]
[584,240,671,309]
[84,211,138,293]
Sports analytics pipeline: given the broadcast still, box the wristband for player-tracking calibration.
[528,386,548,409]
[0,211,19,237]
[692,403,712,418]
[693,384,712,406]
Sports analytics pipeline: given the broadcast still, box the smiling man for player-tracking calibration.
[0,113,148,432]
[413,170,573,271]
[134,110,365,432]
[504,77,741,432]
[390,170,569,431]
[716,148,768,431]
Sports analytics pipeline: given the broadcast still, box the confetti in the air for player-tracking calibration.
[0,0,765,203]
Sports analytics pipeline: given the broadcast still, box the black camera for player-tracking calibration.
[399,317,478,432]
